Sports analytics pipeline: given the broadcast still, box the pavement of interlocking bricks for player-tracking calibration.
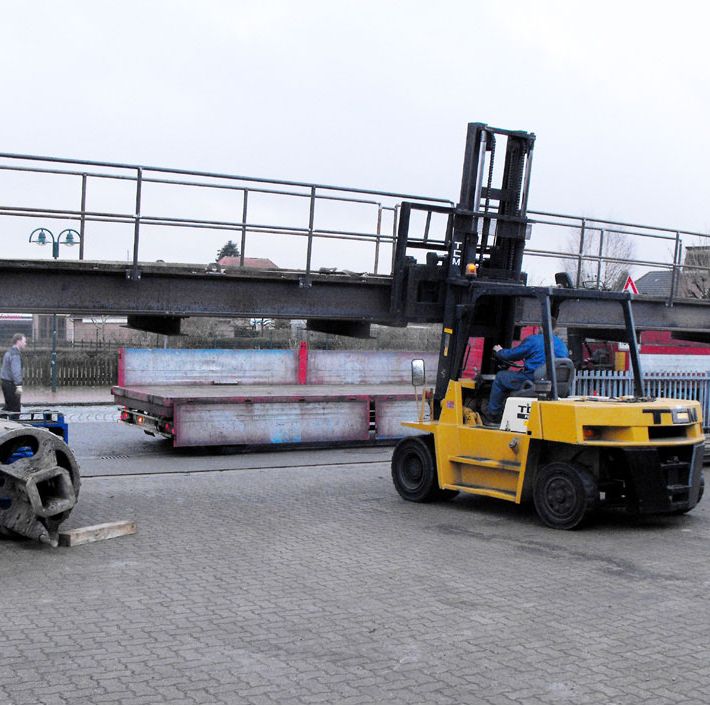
[2,439,710,705]
[21,387,115,408]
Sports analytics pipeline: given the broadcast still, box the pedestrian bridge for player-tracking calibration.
[1,151,709,339]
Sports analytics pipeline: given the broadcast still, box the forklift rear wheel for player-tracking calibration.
[533,462,597,530]
[391,436,456,503]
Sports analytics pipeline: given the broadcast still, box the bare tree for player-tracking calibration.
[680,243,710,299]
[250,317,274,332]
[561,225,635,290]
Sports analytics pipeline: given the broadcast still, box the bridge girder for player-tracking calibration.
[518,296,710,339]
[0,260,394,324]
[1,259,710,338]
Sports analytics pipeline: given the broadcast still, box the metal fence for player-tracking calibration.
[1,151,709,298]
[524,211,710,305]
[22,351,118,387]
[576,369,710,430]
[0,152,451,279]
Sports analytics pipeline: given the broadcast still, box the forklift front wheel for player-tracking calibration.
[533,462,597,530]
[391,436,456,503]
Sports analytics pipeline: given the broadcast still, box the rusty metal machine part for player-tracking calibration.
[0,420,80,547]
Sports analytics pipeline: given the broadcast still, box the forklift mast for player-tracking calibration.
[391,122,536,409]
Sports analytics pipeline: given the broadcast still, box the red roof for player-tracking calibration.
[218,256,279,269]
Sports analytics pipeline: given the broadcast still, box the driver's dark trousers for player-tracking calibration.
[487,370,531,420]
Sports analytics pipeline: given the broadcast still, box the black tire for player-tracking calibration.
[391,435,456,503]
[533,462,597,530]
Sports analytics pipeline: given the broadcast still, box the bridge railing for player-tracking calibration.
[524,210,710,305]
[0,152,452,279]
[0,152,709,303]
[576,369,710,431]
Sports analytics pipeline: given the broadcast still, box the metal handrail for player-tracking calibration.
[0,151,452,278]
[0,151,453,202]
[530,209,710,240]
[1,151,709,301]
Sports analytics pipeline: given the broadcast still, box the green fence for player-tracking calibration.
[22,350,119,387]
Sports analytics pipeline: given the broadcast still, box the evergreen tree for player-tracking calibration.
[216,240,240,261]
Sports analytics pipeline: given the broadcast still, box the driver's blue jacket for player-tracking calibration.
[496,333,569,377]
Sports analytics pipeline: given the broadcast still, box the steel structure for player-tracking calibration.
[1,258,709,337]
[1,126,710,338]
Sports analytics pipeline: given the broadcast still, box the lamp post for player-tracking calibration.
[28,228,81,393]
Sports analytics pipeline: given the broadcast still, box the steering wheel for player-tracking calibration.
[491,351,523,372]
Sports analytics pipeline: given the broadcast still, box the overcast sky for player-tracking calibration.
[2,0,709,274]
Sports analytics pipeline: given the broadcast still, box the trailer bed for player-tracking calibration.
[112,383,425,447]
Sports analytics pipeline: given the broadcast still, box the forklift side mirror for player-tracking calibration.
[411,359,426,387]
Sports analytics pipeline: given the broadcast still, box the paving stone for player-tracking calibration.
[2,456,710,703]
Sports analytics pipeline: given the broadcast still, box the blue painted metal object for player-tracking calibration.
[1,410,69,462]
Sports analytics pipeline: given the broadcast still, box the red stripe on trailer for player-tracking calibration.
[117,347,125,387]
[298,341,308,384]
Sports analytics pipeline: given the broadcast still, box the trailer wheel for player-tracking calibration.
[533,462,597,530]
[391,435,455,503]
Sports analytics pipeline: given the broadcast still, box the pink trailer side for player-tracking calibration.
[307,350,438,384]
[118,348,297,386]
[174,398,371,447]
[374,398,430,439]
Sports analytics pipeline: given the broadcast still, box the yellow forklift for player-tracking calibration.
[389,123,705,528]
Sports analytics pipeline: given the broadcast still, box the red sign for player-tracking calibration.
[622,276,639,294]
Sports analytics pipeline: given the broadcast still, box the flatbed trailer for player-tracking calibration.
[113,382,425,447]
[112,346,437,448]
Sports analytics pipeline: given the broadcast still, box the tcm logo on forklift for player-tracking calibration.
[516,402,531,420]
[500,398,531,432]
[452,239,463,267]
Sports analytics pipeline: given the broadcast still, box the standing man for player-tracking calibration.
[1,333,27,415]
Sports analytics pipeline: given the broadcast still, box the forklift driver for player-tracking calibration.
[485,318,569,425]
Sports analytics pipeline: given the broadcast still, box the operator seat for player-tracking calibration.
[517,358,576,398]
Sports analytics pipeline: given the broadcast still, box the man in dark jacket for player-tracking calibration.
[1,333,27,415]
[486,320,569,424]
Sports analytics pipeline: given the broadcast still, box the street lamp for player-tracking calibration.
[29,227,81,257]
[28,227,82,393]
